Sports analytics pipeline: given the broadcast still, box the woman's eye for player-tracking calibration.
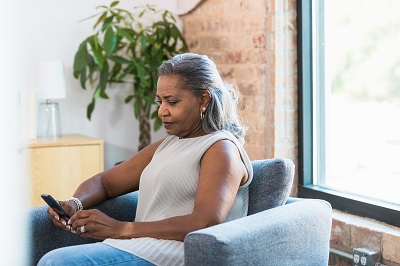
[168,101,177,106]
[156,100,162,105]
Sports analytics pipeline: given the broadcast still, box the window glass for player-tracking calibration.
[315,0,400,205]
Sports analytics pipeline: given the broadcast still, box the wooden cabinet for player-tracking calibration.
[24,134,104,207]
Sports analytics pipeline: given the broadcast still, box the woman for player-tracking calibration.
[39,53,253,266]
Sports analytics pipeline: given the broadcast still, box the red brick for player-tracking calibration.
[351,225,382,252]
[248,49,267,64]
[382,233,400,264]
[329,253,353,266]
[331,219,351,248]
[241,0,267,17]
[230,64,267,82]
[224,50,247,64]
[252,33,266,48]
[218,66,234,79]
[241,95,266,115]
[267,70,276,88]
[266,0,276,12]
[266,15,276,32]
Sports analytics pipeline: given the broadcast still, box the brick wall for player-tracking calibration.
[179,1,400,266]
[181,0,298,182]
[330,211,400,265]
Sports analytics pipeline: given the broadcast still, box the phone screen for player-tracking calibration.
[41,194,71,219]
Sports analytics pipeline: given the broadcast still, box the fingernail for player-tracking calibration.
[61,220,66,226]
[67,219,72,225]
[66,225,71,230]
[55,215,59,221]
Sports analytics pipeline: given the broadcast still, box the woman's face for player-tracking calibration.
[156,75,206,138]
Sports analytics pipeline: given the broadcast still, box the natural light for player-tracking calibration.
[318,0,400,205]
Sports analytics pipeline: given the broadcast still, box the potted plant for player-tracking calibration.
[73,1,188,150]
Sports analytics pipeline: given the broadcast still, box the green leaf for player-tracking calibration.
[92,49,105,69]
[87,98,96,120]
[102,16,115,32]
[86,53,95,68]
[93,11,108,30]
[86,54,97,84]
[133,100,140,118]
[138,9,146,18]
[117,64,135,81]
[93,87,102,99]
[80,66,87,89]
[115,26,136,42]
[151,109,159,119]
[104,27,117,56]
[93,34,100,49]
[153,117,162,131]
[110,63,122,81]
[125,95,134,103]
[139,33,147,53]
[146,4,156,12]
[142,95,156,104]
[73,41,89,79]
[93,84,109,101]
[78,11,102,23]
[101,90,109,99]
[109,55,132,65]
[162,10,168,21]
[89,37,105,69]
[151,110,162,131]
[99,60,109,98]
[110,1,119,7]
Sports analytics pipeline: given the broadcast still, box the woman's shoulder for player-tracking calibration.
[205,130,254,187]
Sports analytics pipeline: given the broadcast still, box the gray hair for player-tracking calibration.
[158,53,247,142]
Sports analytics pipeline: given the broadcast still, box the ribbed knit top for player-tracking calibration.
[103,130,253,266]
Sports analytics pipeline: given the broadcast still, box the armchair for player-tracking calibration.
[28,158,332,265]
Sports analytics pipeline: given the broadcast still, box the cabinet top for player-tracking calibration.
[25,134,104,148]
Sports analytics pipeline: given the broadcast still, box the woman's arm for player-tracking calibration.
[46,138,165,228]
[75,138,165,207]
[70,139,248,241]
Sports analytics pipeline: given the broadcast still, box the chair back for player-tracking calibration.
[248,158,295,215]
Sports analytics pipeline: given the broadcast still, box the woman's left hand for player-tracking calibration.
[68,209,124,240]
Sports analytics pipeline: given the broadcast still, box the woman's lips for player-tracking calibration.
[163,122,174,129]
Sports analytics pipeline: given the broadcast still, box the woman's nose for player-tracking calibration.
[158,103,169,117]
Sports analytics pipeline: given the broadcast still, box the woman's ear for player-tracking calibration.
[200,90,212,107]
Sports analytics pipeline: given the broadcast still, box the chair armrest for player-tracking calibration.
[28,192,138,266]
[285,196,303,204]
[184,199,332,266]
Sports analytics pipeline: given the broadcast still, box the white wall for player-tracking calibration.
[23,0,179,169]
[0,1,179,262]
[1,1,29,263]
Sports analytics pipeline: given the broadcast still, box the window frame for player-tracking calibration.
[297,0,400,228]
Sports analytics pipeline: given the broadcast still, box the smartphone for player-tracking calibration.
[41,194,71,219]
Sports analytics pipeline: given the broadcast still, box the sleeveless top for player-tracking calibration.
[103,130,253,266]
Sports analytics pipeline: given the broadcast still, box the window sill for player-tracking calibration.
[299,185,400,227]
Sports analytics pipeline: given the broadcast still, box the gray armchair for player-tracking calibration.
[28,158,332,265]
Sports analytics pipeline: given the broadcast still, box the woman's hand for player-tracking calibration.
[68,209,125,240]
[46,200,78,232]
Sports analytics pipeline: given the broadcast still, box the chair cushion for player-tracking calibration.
[248,158,295,215]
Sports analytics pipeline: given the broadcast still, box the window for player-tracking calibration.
[298,0,400,227]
